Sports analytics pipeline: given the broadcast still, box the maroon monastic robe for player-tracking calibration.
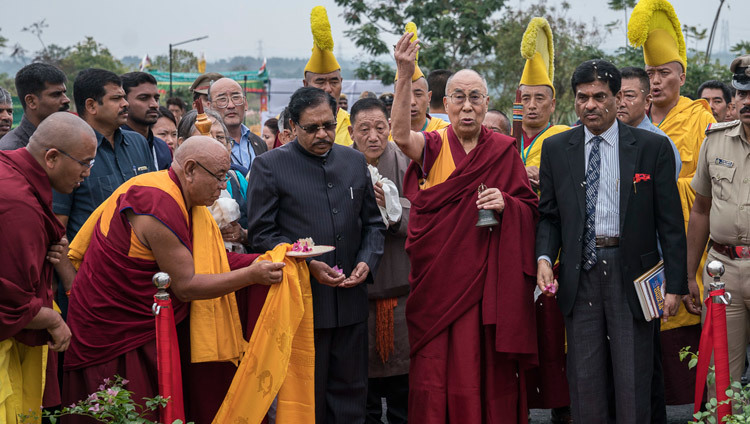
[0,148,66,407]
[404,126,539,423]
[62,169,264,423]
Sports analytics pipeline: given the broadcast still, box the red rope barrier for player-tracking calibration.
[694,287,731,419]
[154,294,185,424]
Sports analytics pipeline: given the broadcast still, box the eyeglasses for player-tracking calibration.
[447,92,487,106]
[211,93,245,109]
[47,148,95,169]
[195,160,230,183]
[296,120,337,134]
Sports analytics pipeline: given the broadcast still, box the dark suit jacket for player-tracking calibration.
[536,121,687,318]
[248,131,268,157]
[246,140,385,329]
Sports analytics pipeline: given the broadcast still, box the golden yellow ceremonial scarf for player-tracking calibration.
[68,170,246,364]
[213,244,315,424]
[335,108,353,146]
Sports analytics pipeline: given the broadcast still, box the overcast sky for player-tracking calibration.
[2,0,748,63]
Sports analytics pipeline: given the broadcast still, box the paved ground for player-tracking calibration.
[529,405,696,423]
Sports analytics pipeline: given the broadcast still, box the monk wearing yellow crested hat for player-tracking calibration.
[517,18,572,423]
[628,0,715,412]
[393,23,449,136]
[303,6,353,146]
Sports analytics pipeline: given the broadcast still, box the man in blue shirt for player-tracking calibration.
[207,77,266,171]
[53,68,155,242]
[617,66,682,181]
[120,72,171,170]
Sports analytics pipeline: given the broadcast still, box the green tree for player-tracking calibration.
[0,28,8,50]
[480,2,606,125]
[682,54,731,100]
[731,41,750,55]
[58,37,129,78]
[606,0,637,48]
[152,49,199,73]
[334,0,506,80]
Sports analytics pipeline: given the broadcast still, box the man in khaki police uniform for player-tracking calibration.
[686,54,750,386]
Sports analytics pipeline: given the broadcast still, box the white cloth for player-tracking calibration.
[368,164,402,225]
[208,191,244,252]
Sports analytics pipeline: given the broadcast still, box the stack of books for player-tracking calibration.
[634,260,666,321]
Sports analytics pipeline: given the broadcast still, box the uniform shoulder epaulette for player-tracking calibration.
[705,120,741,135]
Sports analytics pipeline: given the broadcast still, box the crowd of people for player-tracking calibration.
[2,0,750,423]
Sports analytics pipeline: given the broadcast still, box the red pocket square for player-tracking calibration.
[634,173,651,183]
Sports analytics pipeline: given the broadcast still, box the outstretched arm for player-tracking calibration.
[391,32,426,164]
[127,211,285,302]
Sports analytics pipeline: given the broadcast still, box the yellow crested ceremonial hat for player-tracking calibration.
[628,0,687,71]
[304,6,341,75]
[519,17,555,96]
[394,22,425,82]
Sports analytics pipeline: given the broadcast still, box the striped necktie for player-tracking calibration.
[582,136,602,271]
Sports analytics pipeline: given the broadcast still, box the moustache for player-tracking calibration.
[740,106,750,114]
[118,108,128,116]
[312,139,333,146]
[59,103,70,112]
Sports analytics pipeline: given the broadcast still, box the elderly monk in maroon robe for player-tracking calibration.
[0,112,96,422]
[62,137,285,423]
[391,33,539,423]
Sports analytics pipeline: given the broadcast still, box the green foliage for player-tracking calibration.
[731,41,750,55]
[0,73,15,95]
[354,60,395,84]
[683,52,732,100]
[18,375,192,424]
[481,2,606,125]
[335,0,506,79]
[152,49,199,73]
[680,347,750,423]
[0,28,7,50]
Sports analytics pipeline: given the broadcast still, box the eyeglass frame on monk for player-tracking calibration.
[446,90,488,106]
[46,148,96,169]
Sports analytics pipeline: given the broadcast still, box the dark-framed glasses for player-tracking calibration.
[297,120,337,134]
[195,160,230,183]
[212,93,245,109]
[447,92,487,106]
[46,148,95,169]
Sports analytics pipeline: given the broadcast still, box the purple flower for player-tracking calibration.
[121,379,129,385]
[107,388,119,396]
[332,266,343,275]
[68,403,76,408]
[98,384,105,391]
[88,404,100,413]
[87,393,99,402]
[103,378,111,385]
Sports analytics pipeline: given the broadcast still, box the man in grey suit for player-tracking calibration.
[536,59,687,423]
[247,86,385,423]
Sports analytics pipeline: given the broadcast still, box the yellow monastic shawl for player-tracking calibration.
[335,108,353,146]
[213,244,315,424]
[0,340,46,424]
[523,124,570,169]
[656,96,716,330]
[68,170,247,363]
[426,116,450,132]
[420,128,455,190]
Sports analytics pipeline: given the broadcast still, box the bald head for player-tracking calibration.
[28,112,98,194]
[446,69,488,94]
[173,136,231,208]
[28,112,96,154]
[208,78,242,98]
[173,136,229,166]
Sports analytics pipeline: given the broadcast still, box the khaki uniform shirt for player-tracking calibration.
[692,120,750,245]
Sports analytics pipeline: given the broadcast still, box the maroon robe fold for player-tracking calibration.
[404,126,539,423]
[63,169,264,423]
[0,148,65,407]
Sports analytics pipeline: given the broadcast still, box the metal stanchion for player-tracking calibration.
[695,260,733,419]
[152,272,185,423]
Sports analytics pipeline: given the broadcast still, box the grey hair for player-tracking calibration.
[177,109,230,142]
[0,87,12,105]
[445,69,489,95]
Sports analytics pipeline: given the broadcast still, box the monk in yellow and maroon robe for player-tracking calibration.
[404,125,539,423]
